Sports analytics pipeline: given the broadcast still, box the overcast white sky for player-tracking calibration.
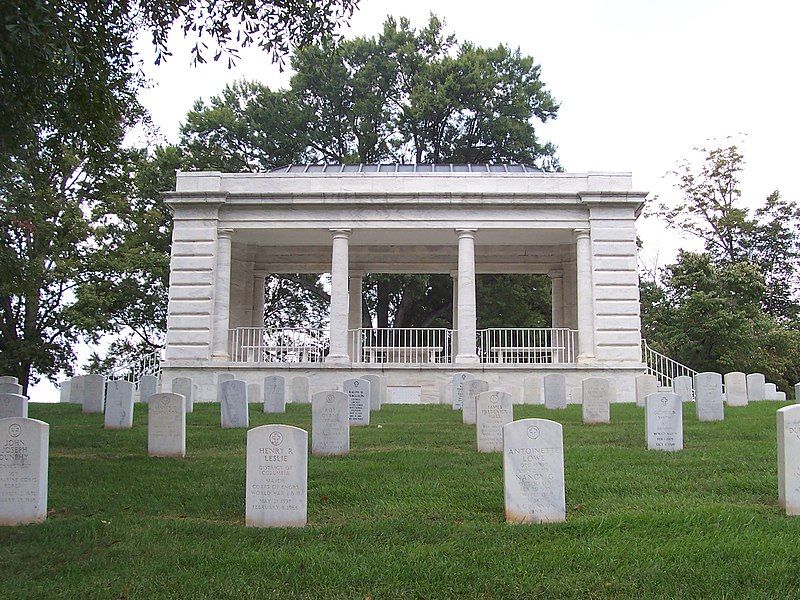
[32,0,800,401]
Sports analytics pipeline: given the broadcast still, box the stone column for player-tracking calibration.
[450,270,458,361]
[251,271,266,327]
[348,272,363,361]
[326,229,351,363]
[211,228,233,361]
[455,229,479,364]
[550,270,564,329]
[575,229,595,361]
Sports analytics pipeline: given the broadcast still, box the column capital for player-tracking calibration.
[253,270,267,279]
[348,271,364,279]
[449,270,459,279]
[455,228,478,238]
[217,228,234,240]
[330,228,352,240]
[574,228,590,241]
[548,269,564,279]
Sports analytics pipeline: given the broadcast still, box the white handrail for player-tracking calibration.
[477,328,577,364]
[641,339,697,387]
[106,348,163,384]
[230,327,330,363]
[349,328,452,364]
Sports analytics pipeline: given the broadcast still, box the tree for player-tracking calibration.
[654,142,800,322]
[641,252,800,390]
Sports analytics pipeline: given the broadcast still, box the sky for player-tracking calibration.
[31,0,800,401]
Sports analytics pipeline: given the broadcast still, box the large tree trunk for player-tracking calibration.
[393,281,415,327]
[376,280,390,328]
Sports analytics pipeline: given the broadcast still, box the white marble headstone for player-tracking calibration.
[69,375,85,405]
[0,418,49,525]
[462,379,489,425]
[0,394,28,419]
[635,375,659,407]
[81,374,106,414]
[476,391,513,452]
[147,393,186,458]
[138,375,158,404]
[765,383,779,400]
[220,380,249,429]
[263,375,286,413]
[172,377,193,413]
[361,374,384,411]
[247,383,261,405]
[543,374,567,410]
[245,424,307,528]
[645,392,683,451]
[344,378,370,426]
[452,372,474,410]
[695,372,724,421]
[0,376,17,385]
[104,380,135,429]
[777,405,800,515]
[746,373,766,401]
[796,383,800,403]
[523,376,543,405]
[582,377,612,424]
[291,376,310,404]
[672,375,693,403]
[503,418,565,524]
[723,372,748,406]
[58,379,71,403]
[312,391,349,456]
[777,391,787,401]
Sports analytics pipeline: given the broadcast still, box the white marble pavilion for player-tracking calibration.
[161,164,648,403]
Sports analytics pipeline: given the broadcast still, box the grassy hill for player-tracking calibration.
[1,401,798,598]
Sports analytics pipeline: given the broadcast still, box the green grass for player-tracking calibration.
[2,401,800,599]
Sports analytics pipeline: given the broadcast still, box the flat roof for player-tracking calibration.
[267,163,543,174]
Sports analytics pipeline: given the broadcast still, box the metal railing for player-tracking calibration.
[106,348,163,384]
[642,339,697,387]
[229,327,329,363]
[477,328,577,364]
[349,328,453,364]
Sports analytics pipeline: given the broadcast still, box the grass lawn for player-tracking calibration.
[2,401,799,599]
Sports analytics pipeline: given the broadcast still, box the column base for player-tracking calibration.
[454,354,480,365]
[576,353,598,365]
[325,354,351,364]
[211,353,230,362]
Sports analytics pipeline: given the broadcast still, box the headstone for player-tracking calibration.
[777,405,800,515]
[147,393,186,458]
[796,382,800,403]
[452,372,474,410]
[747,373,766,401]
[58,379,71,403]
[672,375,693,403]
[723,372,748,406]
[104,380,135,429]
[82,374,106,414]
[543,374,567,409]
[582,377,612,424]
[635,374,658,407]
[765,383,779,400]
[0,376,17,385]
[361,374,383,411]
[171,377,193,413]
[0,382,22,395]
[476,391,513,452]
[645,392,683,451]
[220,380,249,428]
[291,376,310,404]
[695,372,724,421]
[263,375,286,413]
[777,391,787,401]
[344,378,370,427]
[69,375,85,404]
[523,376,543,405]
[0,394,28,419]
[245,424,307,528]
[311,391,349,456]
[138,375,158,404]
[0,418,49,525]
[503,418,565,524]
[462,379,489,424]
[247,383,261,405]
